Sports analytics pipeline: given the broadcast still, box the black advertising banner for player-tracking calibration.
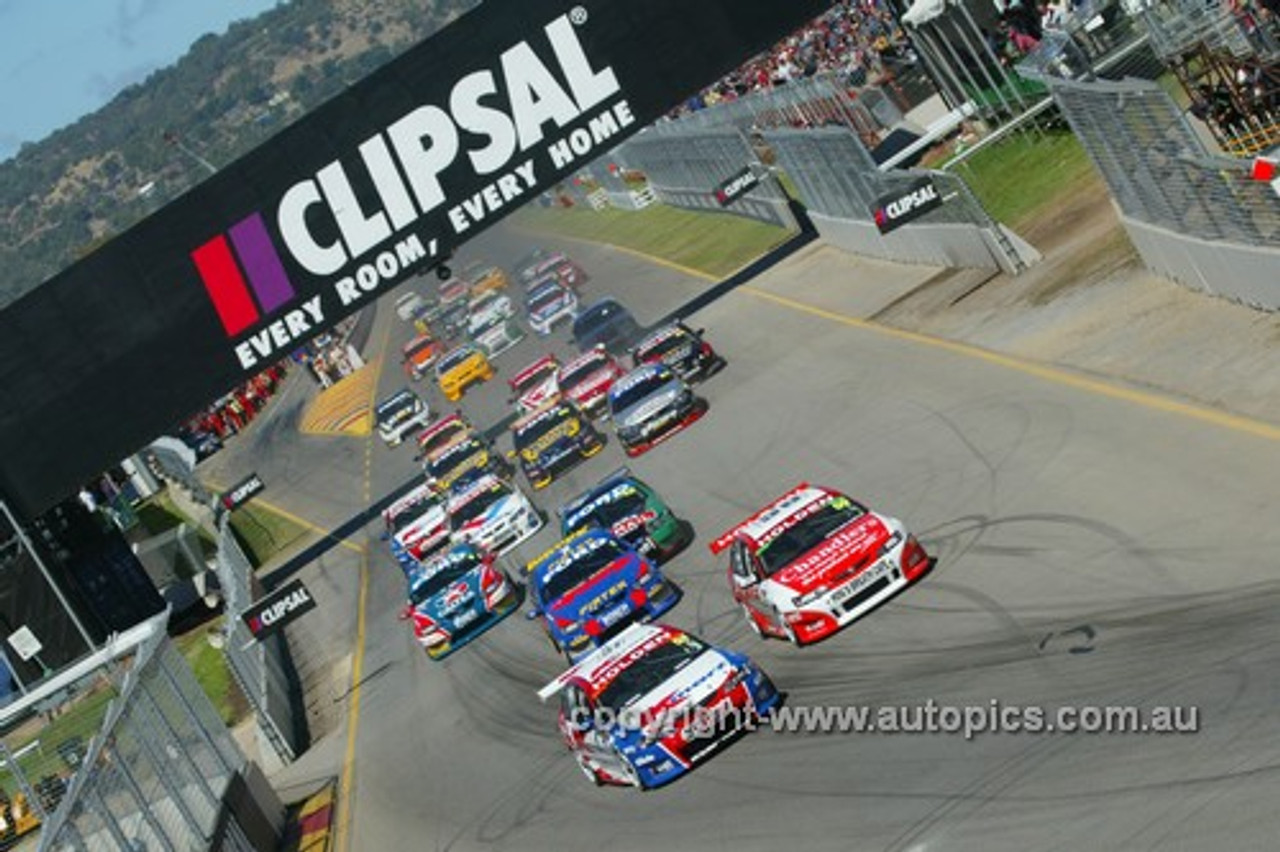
[0,0,829,518]
[872,177,944,234]
[241,578,316,641]
[713,166,762,206]
[221,472,265,512]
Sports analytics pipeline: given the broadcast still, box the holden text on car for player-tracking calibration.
[435,343,495,402]
[399,543,519,660]
[556,346,624,420]
[607,364,707,457]
[508,354,561,414]
[510,400,604,489]
[525,528,679,660]
[446,474,544,556]
[710,483,934,646]
[631,322,725,383]
[374,389,431,447]
[560,468,693,562]
[538,623,780,789]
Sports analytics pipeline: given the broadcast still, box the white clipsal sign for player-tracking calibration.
[242,579,317,641]
[7,626,43,662]
[872,178,944,234]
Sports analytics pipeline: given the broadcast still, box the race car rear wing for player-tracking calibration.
[708,482,814,555]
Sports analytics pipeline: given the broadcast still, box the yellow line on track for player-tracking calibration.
[743,286,1280,443]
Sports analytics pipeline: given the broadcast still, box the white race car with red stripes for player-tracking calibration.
[710,483,933,645]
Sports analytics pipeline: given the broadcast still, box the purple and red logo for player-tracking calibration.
[191,212,296,337]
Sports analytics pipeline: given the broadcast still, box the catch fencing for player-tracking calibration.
[1049,76,1280,308]
[213,514,302,767]
[33,613,249,851]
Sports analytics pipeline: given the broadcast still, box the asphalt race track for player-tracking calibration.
[220,224,1280,851]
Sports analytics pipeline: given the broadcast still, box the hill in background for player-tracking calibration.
[0,0,477,306]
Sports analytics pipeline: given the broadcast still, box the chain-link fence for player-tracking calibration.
[1050,75,1280,307]
[213,517,302,768]
[763,125,1037,273]
[32,613,249,851]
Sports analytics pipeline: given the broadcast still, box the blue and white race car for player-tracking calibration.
[525,528,679,660]
[399,543,518,660]
[538,623,780,789]
[446,473,544,556]
[525,277,580,337]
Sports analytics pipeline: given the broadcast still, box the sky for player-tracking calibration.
[0,0,283,161]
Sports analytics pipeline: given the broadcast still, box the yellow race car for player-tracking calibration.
[465,262,511,297]
[435,343,495,402]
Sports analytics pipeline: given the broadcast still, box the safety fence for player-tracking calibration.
[213,515,303,767]
[32,612,253,851]
[1049,75,1280,307]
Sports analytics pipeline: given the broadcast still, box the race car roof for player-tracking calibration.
[559,467,638,521]
[537,622,677,702]
[383,481,441,523]
[558,346,611,376]
[511,399,576,434]
[376,389,417,413]
[633,323,688,353]
[446,473,508,512]
[608,363,672,398]
[708,483,834,555]
[509,354,560,388]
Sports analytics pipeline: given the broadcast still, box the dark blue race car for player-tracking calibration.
[525,528,679,661]
[400,543,519,660]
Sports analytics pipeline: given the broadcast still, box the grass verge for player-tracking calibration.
[228,502,311,569]
[175,618,251,726]
[948,129,1099,231]
[513,203,791,278]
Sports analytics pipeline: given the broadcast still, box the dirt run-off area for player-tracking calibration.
[868,177,1280,428]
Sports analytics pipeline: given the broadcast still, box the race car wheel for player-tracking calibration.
[740,603,764,638]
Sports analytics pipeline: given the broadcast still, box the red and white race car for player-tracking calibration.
[556,345,625,419]
[508,354,561,414]
[710,483,933,645]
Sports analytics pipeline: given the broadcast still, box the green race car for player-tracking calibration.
[558,468,693,562]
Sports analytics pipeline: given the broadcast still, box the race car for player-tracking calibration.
[572,298,643,355]
[424,434,511,491]
[467,291,525,358]
[710,483,934,646]
[374,389,431,447]
[401,334,442,381]
[559,469,692,562]
[524,278,579,337]
[382,483,450,572]
[463,261,511,297]
[525,528,679,660]
[607,363,707,456]
[415,412,477,462]
[508,354,561,414]
[395,290,430,322]
[630,322,725,383]
[556,345,625,420]
[435,343,495,402]
[510,400,604,489]
[521,251,588,291]
[399,543,519,660]
[446,473,544,556]
[537,623,780,789]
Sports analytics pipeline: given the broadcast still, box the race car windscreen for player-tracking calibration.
[610,371,673,412]
[449,482,510,529]
[514,407,574,451]
[528,283,566,313]
[596,638,711,715]
[410,554,482,604]
[559,353,609,391]
[540,538,627,602]
[376,395,416,422]
[429,440,484,480]
[514,363,558,392]
[390,494,441,535]
[437,348,476,375]
[757,498,866,576]
[637,329,691,361]
[571,487,648,532]
[470,311,505,335]
[405,338,435,360]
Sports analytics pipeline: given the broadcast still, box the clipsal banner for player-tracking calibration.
[242,579,317,641]
[0,0,829,519]
[872,178,944,234]
[713,166,761,206]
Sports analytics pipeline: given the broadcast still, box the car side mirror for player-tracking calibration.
[732,572,758,588]
[398,604,414,621]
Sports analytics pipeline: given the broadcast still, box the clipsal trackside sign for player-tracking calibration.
[221,472,265,512]
[872,178,944,234]
[0,0,830,519]
[241,578,317,641]
[713,166,761,206]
